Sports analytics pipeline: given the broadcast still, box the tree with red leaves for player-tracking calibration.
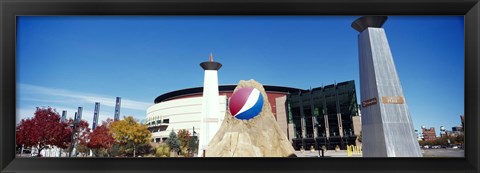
[177,129,191,149]
[66,118,90,144]
[87,124,114,157]
[16,107,72,157]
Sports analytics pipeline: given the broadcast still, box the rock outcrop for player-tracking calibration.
[205,79,296,157]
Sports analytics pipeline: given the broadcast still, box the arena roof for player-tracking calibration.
[154,85,305,104]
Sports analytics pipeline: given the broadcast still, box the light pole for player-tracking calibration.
[191,126,197,157]
[68,123,75,157]
[69,114,79,157]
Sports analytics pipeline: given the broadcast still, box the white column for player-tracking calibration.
[198,70,221,156]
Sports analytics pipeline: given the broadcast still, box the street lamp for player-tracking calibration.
[191,126,197,157]
[68,123,75,157]
[69,116,79,157]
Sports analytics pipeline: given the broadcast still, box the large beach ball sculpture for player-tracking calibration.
[229,87,264,120]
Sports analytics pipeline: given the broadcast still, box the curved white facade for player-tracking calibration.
[146,95,227,141]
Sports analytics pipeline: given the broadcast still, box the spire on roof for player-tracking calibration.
[209,52,213,62]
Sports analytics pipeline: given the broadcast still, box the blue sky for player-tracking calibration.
[16,16,464,136]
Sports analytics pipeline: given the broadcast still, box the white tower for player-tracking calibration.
[198,53,222,157]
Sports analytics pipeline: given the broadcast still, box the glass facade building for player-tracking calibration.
[286,80,360,150]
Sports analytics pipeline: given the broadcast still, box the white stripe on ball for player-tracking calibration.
[235,88,260,116]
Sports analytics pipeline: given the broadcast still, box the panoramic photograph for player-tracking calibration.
[15,16,464,158]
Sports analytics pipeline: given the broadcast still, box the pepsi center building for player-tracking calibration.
[144,57,361,151]
[146,81,361,149]
[146,85,298,142]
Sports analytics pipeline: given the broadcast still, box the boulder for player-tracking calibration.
[206,79,296,157]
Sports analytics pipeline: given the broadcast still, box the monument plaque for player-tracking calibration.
[362,97,378,108]
[382,96,405,104]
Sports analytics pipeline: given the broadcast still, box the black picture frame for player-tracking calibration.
[1,0,479,173]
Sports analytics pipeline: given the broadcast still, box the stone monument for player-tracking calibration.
[205,80,296,157]
[352,16,422,157]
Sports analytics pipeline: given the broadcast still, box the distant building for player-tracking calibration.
[452,126,463,132]
[415,129,423,141]
[449,126,464,137]
[442,115,465,138]
[422,127,436,141]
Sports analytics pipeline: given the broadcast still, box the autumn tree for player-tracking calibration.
[110,116,152,157]
[176,129,191,156]
[65,119,90,141]
[16,107,72,157]
[453,134,465,144]
[76,143,90,157]
[107,143,124,157]
[80,119,116,157]
[177,129,191,148]
[418,134,465,147]
[418,140,425,146]
[87,124,114,157]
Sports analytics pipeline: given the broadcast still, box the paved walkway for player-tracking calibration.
[295,148,464,158]
[295,150,362,157]
[421,148,464,157]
